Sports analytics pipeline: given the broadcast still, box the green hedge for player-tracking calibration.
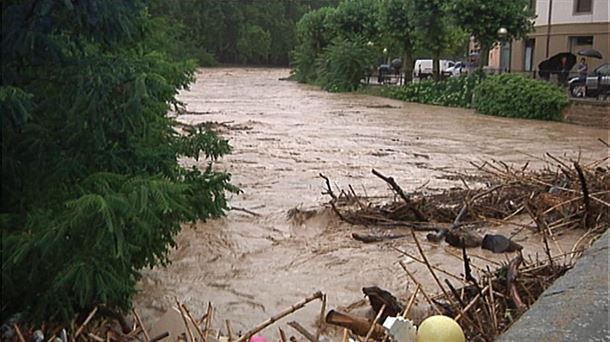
[473,74,569,121]
[317,38,376,92]
[381,75,481,108]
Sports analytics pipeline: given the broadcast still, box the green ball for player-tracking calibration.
[417,315,465,342]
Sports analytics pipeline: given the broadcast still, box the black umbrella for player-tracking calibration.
[391,58,402,69]
[577,48,603,59]
[538,52,576,73]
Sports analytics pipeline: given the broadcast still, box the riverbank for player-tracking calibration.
[359,83,610,128]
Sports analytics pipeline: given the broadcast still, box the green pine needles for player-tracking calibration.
[1,0,237,322]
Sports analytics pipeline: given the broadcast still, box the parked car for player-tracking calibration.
[569,63,610,97]
[413,59,456,79]
[446,61,466,77]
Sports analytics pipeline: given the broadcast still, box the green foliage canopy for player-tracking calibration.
[292,7,338,83]
[410,0,453,79]
[292,0,381,91]
[317,38,376,92]
[451,0,535,54]
[1,0,237,322]
[328,0,381,41]
[379,0,416,81]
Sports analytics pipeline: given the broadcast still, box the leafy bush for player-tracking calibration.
[291,7,337,83]
[1,0,237,323]
[317,38,375,92]
[473,74,569,120]
[381,75,481,108]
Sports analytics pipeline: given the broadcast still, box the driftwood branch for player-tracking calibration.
[325,310,385,339]
[371,169,425,221]
[230,206,262,217]
[319,173,337,200]
[507,256,526,311]
[573,162,591,228]
[462,245,481,294]
[287,321,317,342]
[364,304,386,342]
[352,232,406,243]
[235,292,323,342]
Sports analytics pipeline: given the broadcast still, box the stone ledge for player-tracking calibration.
[497,231,609,342]
[563,100,609,129]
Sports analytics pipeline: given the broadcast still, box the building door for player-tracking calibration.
[500,42,511,72]
[524,38,535,72]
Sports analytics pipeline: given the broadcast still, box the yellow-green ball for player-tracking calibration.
[416,315,465,342]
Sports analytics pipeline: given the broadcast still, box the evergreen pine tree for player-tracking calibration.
[1,0,237,322]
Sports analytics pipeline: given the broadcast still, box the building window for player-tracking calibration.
[569,36,594,53]
[574,0,592,13]
[524,39,535,72]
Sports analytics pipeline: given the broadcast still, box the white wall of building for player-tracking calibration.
[534,0,609,26]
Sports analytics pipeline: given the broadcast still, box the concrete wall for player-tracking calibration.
[563,98,610,128]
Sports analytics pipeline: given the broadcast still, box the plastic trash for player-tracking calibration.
[32,330,44,342]
[383,316,417,342]
[416,315,465,342]
[249,336,268,342]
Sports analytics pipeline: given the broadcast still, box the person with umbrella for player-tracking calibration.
[559,56,570,86]
[576,57,588,96]
[577,48,605,98]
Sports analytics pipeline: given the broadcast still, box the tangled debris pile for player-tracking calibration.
[4,154,608,342]
[320,153,609,252]
[315,153,608,341]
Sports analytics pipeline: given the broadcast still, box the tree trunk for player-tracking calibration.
[403,51,414,84]
[433,54,441,81]
[479,45,490,70]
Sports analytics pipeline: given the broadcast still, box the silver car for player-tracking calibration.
[569,63,610,97]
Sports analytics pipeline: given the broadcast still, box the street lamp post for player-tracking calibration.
[497,27,508,39]
[497,27,510,73]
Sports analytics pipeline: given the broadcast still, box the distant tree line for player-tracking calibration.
[150,0,340,66]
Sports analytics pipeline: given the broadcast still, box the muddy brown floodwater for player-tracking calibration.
[134,68,608,337]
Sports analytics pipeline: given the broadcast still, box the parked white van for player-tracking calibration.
[413,59,456,79]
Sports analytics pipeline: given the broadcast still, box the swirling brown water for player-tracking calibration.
[134,68,608,336]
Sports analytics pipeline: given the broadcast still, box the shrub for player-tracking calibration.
[1,0,236,323]
[473,74,569,121]
[382,75,481,108]
[291,7,337,83]
[317,38,375,92]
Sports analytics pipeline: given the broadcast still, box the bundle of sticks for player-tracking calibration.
[316,153,608,341]
[389,230,577,342]
[320,153,609,247]
[7,294,328,342]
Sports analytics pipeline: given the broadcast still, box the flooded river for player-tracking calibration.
[134,68,608,336]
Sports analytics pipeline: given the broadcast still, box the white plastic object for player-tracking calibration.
[383,316,417,342]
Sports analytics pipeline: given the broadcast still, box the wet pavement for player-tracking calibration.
[134,68,608,336]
